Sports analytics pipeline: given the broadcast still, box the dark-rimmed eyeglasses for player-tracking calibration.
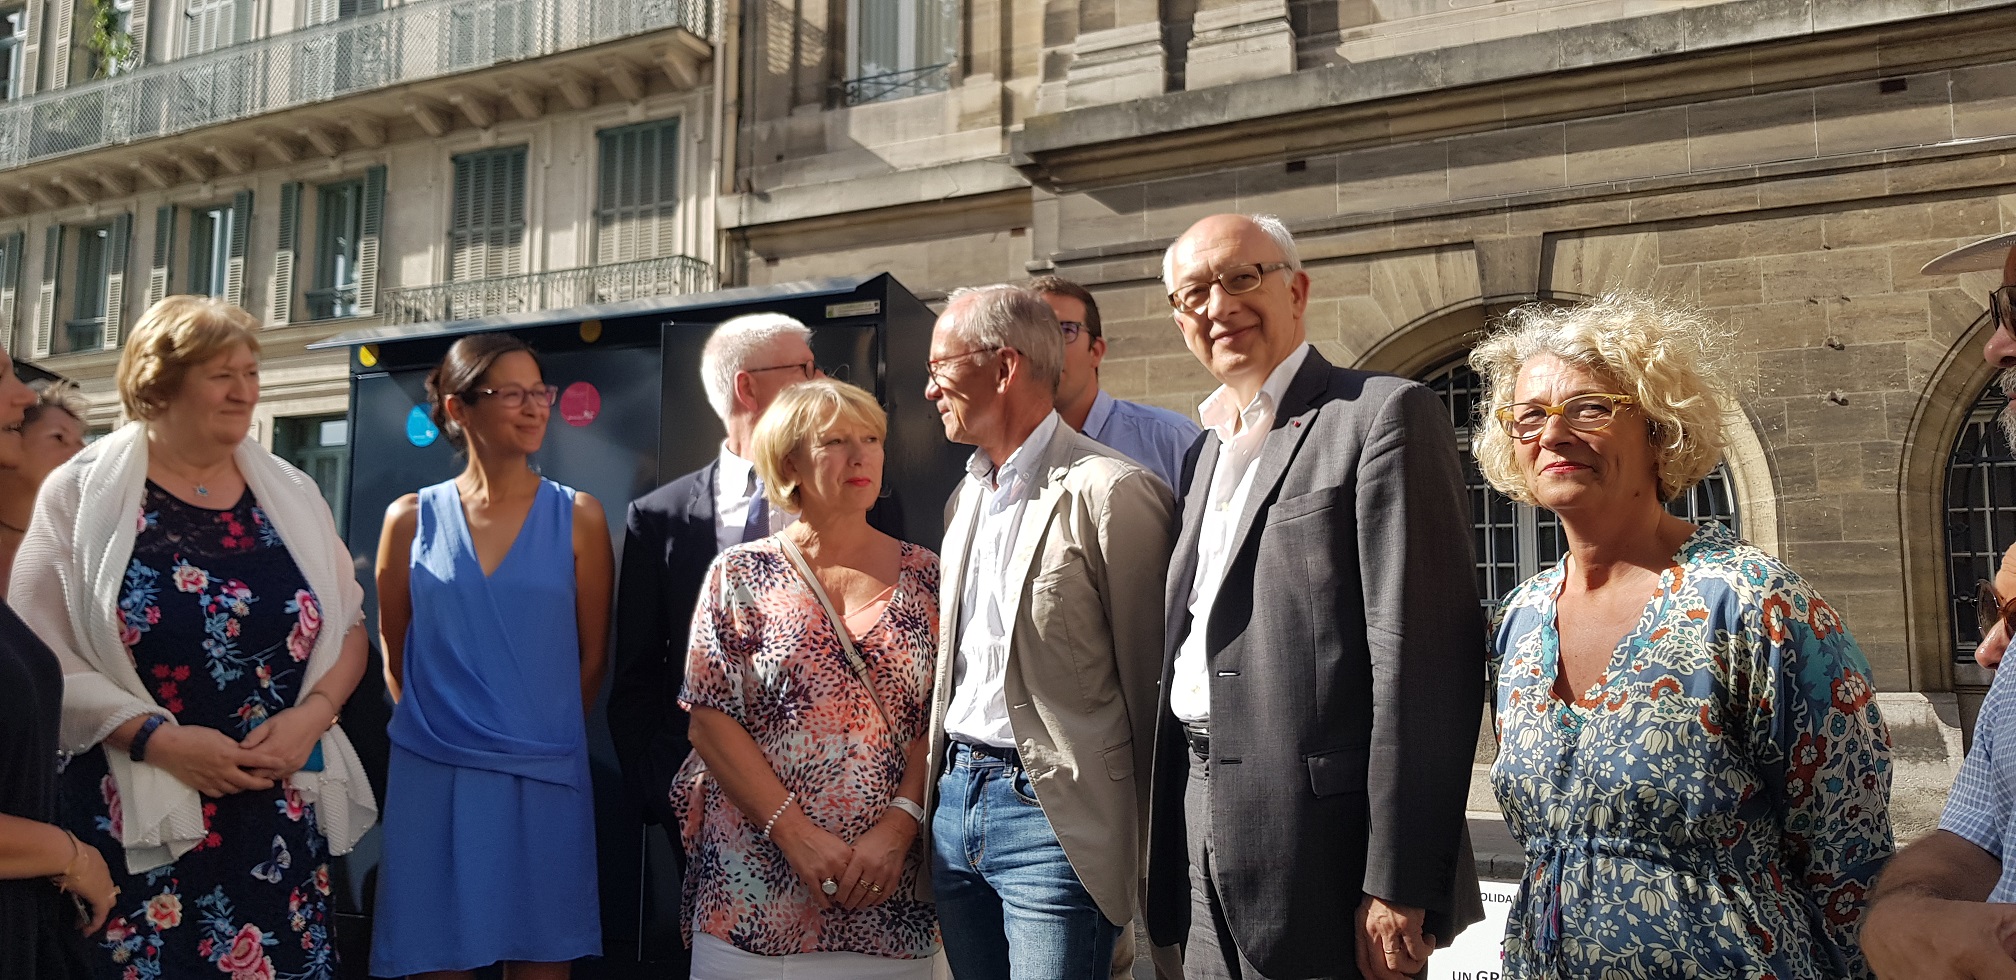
[1167,262,1293,315]
[745,359,816,380]
[1991,285,2016,338]
[1059,321,1087,345]
[926,346,1003,387]
[1495,393,1637,442]
[469,384,558,409]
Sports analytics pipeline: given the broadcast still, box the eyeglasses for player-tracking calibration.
[1495,393,1637,442]
[925,346,1002,387]
[1059,321,1087,345]
[469,384,558,409]
[1980,580,2016,646]
[1992,285,2016,338]
[745,359,816,380]
[1167,262,1293,315]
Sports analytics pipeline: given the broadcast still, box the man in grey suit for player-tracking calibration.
[1144,214,1485,980]
[924,284,1176,979]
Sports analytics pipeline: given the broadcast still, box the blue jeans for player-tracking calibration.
[931,741,1121,980]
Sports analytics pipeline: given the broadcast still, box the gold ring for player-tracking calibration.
[869,883,883,894]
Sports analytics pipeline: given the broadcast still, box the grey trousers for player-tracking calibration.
[1182,750,1352,980]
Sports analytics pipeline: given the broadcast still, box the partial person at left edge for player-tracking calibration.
[0,341,112,980]
[0,378,86,586]
[11,295,378,980]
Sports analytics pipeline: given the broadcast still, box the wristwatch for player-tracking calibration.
[129,714,169,762]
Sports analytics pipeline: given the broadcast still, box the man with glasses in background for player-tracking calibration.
[1030,275,1201,494]
[608,312,852,971]
[1864,235,2016,978]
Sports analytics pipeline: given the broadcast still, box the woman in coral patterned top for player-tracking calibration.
[1471,295,1893,979]
[674,379,940,979]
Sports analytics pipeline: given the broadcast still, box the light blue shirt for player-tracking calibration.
[1081,390,1202,495]
[1941,662,2016,901]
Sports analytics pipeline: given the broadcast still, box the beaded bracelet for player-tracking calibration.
[761,791,797,841]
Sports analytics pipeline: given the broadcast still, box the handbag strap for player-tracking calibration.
[776,535,896,734]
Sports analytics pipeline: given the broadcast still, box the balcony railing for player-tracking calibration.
[836,63,950,107]
[0,0,714,170]
[381,254,714,324]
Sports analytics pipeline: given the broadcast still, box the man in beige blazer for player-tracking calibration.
[922,283,1176,980]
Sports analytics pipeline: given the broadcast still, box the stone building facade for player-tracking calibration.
[723,0,2016,834]
[0,0,720,520]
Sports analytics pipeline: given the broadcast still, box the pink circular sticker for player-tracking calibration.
[559,381,601,427]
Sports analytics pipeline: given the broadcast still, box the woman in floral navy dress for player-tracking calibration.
[13,297,376,980]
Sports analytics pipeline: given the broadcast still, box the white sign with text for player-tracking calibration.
[1423,878,1518,980]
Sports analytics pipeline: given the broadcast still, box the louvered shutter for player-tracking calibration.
[303,0,336,25]
[223,189,249,307]
[271,182,299,325]
[449,152,477,282]
[17,0,41,96]
[596,120,680,265]
[354,164,383,317]
[47,0,71,89]
[32,225,60,358]
[500,148,524,278]
[101,213,131,349]
[0,231,22,352]
[127,0,149,66]
[147,205,174,307]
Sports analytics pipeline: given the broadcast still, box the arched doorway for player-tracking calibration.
[1419,357,1740,613]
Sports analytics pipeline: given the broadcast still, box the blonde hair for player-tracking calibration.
[749,378,887,511]
[1469,293,1732,503]
[116,296,262,420]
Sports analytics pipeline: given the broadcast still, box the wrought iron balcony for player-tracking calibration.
[0,0,713,171]
[380,254,714,324]
[836,63,950,107]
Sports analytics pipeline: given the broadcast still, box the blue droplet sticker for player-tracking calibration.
[406,405,439,448]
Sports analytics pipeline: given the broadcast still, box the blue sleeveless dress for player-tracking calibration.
[369,479,601,976]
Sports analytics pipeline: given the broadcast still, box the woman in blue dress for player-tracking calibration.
[1469,294,1893,979]
[370,333,614,979]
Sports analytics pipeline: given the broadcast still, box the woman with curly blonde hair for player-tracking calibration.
[1472,293,1893,978]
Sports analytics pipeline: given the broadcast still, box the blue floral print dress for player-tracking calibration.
[60,483,336,980]
[1489,523,1892,979]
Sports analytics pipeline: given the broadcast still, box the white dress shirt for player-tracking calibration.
[944,411,1064,748]
[713,443,793,553]
[1170,344,1313,726]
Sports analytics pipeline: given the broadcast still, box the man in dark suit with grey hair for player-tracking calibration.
[1144,213,1485,980]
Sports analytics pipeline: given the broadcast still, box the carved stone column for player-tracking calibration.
[1185,0,1295,91]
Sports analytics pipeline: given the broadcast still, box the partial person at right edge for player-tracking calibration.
[1863,233,2016,979]
[1148,213,1484,980]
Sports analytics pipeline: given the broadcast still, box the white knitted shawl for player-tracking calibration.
[8,422,377,873]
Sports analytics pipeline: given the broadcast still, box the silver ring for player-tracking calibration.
[821,878,838,896]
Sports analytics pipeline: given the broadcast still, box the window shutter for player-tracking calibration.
[33,225,60,358]
[102,212,131,349]
[355,164,384,316]
[304,0,337,25]
[501,147,525,277]
[595,128,623,263]
[127,0,149,66]
[48,0,71,89]
[271,182,299,325]
[18,1,41,96]
[148,205,174,307]
[595,121,680,265]
[224,188,250,307]
[449,152,478,282]
[0,231,22,352]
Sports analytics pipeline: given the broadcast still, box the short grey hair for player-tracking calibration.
[942,284,1063,392]
[699,312,813,420]
[1161,213,1304,291]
